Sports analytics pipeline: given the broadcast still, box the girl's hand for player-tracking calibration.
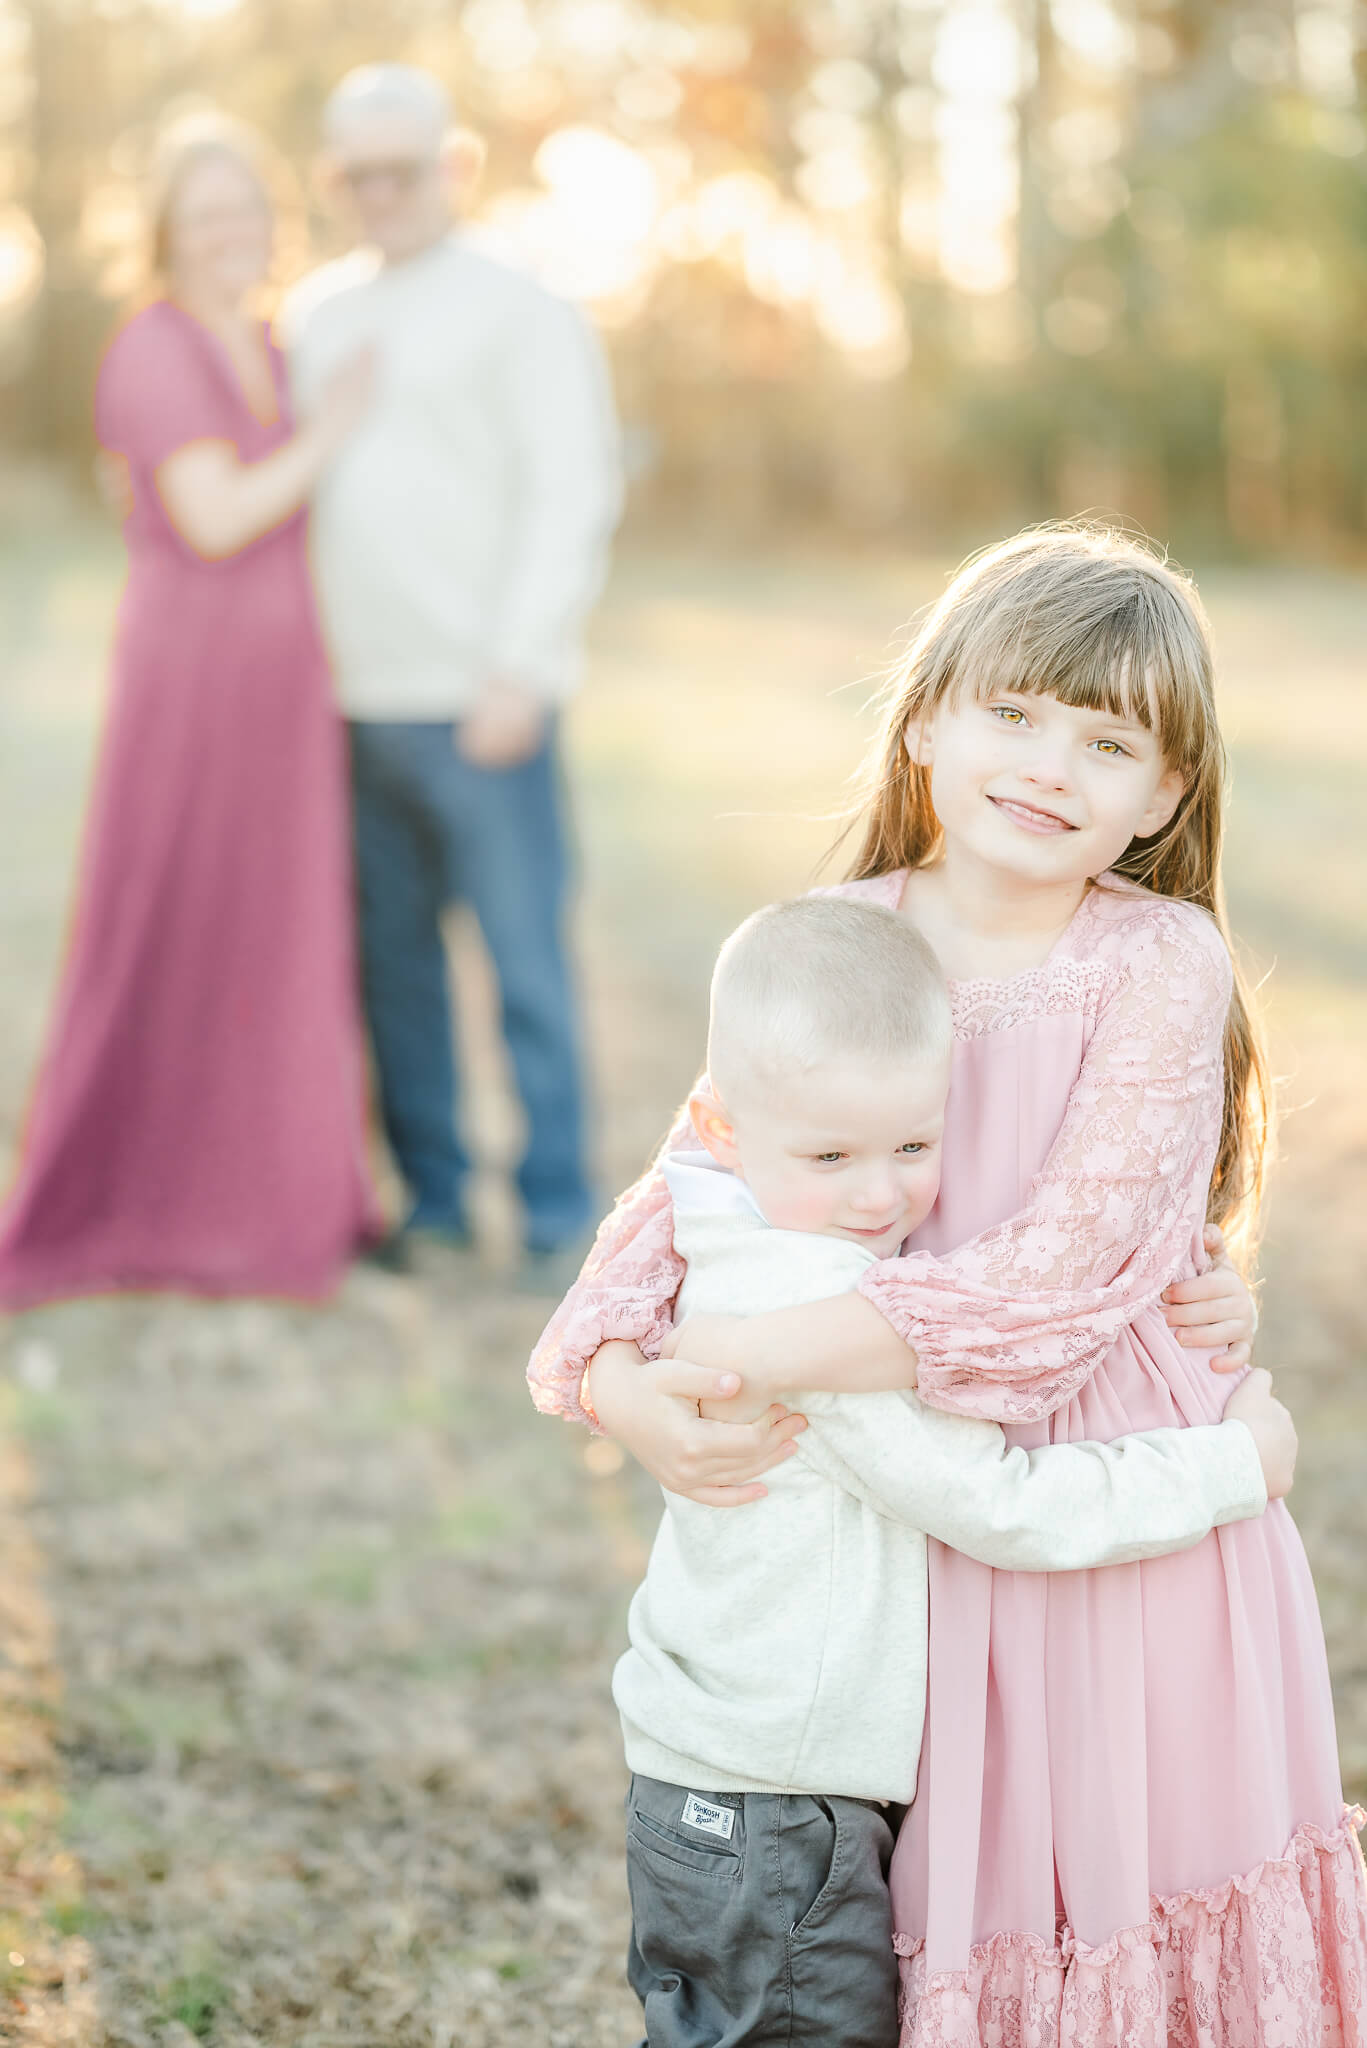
[660,1313,751,1377]
[663,1315,782,1423]
[1161,1225,1256,1372]
[589,1340,806,1506]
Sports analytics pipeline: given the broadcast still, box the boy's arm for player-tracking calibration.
[796,1388,1269,1571]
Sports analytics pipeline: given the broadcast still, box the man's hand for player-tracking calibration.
[1224,1367,1298,1500]
[456,682,545,769]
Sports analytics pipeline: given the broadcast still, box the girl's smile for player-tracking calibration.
[986,792,1078,835]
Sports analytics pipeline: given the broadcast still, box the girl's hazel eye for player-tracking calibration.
[1093,739,1129,758]
[992,704,1026,724]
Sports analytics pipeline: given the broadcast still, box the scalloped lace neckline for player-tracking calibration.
[852,868,1115,1035]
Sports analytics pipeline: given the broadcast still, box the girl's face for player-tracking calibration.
[165,155,272,304]
[909,686,1186,889]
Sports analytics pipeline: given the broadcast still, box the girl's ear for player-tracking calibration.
[1138,765,1186,839]
[688,1087,742,1170]
[902,711,932,768]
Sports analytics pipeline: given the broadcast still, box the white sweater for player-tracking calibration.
[281,235,622,718]
[613,1154,1267,1803]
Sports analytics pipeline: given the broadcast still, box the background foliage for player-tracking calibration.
[3,2,1366,546]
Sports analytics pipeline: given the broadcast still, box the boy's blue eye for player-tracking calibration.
[899,1142,925,1154]
[814,1151,843,1164]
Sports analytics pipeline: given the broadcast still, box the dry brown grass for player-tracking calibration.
[0,522,1364,2044]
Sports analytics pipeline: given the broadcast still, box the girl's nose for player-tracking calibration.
[1020,746,1072,792]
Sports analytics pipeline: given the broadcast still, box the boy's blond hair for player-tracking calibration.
[707,895,950,1106]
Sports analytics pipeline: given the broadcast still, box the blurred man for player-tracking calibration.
[283,65,622,1284]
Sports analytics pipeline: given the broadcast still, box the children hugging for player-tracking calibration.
[526,524,1367,2048]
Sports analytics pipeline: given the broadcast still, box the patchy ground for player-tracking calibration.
[0,510,1364,2045]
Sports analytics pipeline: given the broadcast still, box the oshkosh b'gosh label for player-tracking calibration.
[681,1792,736,1841]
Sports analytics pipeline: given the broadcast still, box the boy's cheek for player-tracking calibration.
[753,1174,834,1235]
[904,1166,943,1234]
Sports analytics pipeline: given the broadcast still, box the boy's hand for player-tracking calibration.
[1224,1368,1297,1500]
[1162,1225,1256,1370]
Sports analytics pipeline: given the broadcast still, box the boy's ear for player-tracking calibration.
[688,1087,741,1170]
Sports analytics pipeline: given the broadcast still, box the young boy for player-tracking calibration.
[602,896,1293,2048]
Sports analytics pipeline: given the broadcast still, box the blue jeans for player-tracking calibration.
[348,718,591,1252]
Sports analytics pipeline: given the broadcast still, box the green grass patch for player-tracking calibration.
[156,1966,228,2040]
[435,1498,511,1557]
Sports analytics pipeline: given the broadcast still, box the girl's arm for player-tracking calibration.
[526,1112,809,1497]
[669,900,1239,1425]
[526,1111,690,1429]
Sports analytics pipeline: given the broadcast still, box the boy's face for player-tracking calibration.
[697,1052,949,1256]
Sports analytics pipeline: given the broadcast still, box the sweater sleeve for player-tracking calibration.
[797,1390,1267,1569]
[859,900,1234,1423]
[526,1104,691,1428]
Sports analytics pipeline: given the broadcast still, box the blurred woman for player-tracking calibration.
[0,115,380,1305]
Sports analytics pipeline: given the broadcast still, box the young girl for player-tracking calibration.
[528,526,1367,2044]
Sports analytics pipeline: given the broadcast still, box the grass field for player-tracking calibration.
[1,504,1364,2046]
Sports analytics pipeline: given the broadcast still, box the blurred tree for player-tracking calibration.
[2,0,1364,554]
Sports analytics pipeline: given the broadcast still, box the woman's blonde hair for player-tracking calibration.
[845,522,1271,1254]
[139,109,301,302]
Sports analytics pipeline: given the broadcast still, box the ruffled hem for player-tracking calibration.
[895,1806,1367,2048]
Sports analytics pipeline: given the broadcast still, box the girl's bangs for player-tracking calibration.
[952,606,1158,729]
[947,585,1217,771]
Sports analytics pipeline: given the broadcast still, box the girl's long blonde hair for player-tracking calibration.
[846,523,1271,1254]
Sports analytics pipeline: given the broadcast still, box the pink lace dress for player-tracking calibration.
[528,871,1367,2048]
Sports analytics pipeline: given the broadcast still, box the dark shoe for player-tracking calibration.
[400,1220,478,1282]
[357,1231,413,1275]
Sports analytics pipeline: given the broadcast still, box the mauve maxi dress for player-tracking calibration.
[0,299,378,1304]
[528,871,1367,2048]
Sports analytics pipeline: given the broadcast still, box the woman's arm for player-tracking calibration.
[155,347,372,559]
[668,902,1243,1424]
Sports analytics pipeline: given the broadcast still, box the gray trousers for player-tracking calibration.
[625,1773,902,2047]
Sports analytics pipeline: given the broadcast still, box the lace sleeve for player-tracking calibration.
[859,900,1233,1423]
[525,1105,691,1429]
